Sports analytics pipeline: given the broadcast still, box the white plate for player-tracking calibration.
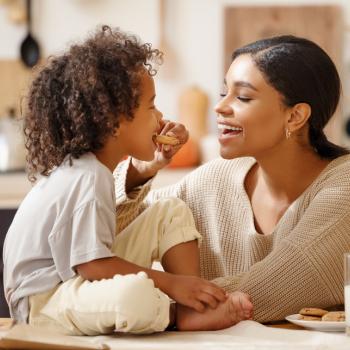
[285,314,346,332]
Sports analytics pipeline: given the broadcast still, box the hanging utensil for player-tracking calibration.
[20,0,40,68]
[157,0,177,79]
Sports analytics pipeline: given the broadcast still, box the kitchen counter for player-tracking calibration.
[0,168,194,209]
[0,172,32,209]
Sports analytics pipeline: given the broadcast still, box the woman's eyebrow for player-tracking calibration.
[149,95,155,102]
[234,80,258,91]
[223,78,258,91]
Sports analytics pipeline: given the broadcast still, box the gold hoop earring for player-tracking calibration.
[285,128,291,139]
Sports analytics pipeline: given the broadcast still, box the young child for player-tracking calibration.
[3,26,253,335]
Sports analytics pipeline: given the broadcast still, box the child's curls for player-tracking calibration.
[24,25,163,182]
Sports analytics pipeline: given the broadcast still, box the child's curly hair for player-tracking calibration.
[24,25,163,182]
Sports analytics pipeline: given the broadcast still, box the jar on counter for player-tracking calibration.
[0,108,26,172]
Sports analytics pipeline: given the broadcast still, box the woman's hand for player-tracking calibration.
[164,274,227,312]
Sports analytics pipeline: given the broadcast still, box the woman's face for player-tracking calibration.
[118,71,163,161]
[215,54,291,160]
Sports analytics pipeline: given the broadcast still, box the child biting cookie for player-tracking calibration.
[3,25,253,336]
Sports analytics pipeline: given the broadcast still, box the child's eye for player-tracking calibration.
[219,93,227,97]
[237,96,251,102]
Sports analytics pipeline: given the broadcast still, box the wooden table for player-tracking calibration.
[1,318,347,350]
[267,321,304,330]
[0,317,303,330]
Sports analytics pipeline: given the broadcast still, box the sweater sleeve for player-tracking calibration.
[213,184,350,323]
[113,158,186,232]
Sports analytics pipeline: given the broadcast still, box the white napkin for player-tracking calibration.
[90,320,350,350]
[2,321,350,350]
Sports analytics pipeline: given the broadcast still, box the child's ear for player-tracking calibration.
[114,116,129,137]
[112,127,121,138]
[286,103,311,133]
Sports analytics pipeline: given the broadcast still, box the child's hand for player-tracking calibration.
[128,120,188,187]
[152,120,189,168]
[165,274,227,312]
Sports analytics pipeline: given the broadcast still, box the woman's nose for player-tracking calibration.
[214,99,233,116]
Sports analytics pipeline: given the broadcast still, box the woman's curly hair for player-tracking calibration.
[24,25,163,182]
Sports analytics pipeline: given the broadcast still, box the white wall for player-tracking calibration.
[1,0,350,136]
[157,0,350,134]
[0,0,159,57]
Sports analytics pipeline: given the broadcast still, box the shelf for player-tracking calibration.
[0,168,194,209]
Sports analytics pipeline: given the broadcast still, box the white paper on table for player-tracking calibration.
[85,320,350,350]
[1,320,350,350]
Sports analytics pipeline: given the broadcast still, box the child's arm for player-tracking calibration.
[76,256,227,312]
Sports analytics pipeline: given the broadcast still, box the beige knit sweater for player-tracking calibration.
[114,155,350,322]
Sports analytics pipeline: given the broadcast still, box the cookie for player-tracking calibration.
[298,315,322,321]
[299,307,328,317]
[321,311,345,322]
[154,134,179,146]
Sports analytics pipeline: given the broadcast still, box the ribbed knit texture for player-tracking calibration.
[114,155,350,322]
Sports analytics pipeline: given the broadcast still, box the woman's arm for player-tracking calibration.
[213,185,350,323]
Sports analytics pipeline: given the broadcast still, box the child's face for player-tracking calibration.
[118,71,163,161]
[214,54,291,160]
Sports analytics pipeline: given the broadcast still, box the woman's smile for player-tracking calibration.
[217,123,243,143]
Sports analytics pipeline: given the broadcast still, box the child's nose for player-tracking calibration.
[156,110,163,123]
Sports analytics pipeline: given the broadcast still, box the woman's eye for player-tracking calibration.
[219,85,228,98]
[237,96,251,102]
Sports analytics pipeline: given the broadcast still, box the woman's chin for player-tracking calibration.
[219,148,243,160]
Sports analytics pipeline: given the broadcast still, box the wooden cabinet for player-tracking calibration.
[0,60,32,118]
[224,5,343,143]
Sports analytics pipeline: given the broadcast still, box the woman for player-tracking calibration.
[114,35,350,322]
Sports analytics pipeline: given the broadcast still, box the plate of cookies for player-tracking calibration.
[285,308,345,332]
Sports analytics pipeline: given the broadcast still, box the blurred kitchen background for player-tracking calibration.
[0,0,350,315]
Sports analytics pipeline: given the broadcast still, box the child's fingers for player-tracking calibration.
[159,121,189,145]
[196,292,219,309]
[160,121,176,135]
[191,300,206,313]
[201,283,227,302]
[166,127,189,145]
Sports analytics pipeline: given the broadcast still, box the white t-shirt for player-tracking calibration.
[3,153,116,322]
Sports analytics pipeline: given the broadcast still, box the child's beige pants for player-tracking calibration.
[28,198,201,335]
